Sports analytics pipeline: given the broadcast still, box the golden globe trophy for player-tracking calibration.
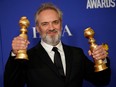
[84,27,108,72]
[15,16,30,60]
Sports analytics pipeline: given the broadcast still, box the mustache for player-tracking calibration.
[47,29,58,33]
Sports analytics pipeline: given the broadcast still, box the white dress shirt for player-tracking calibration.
[41,40,66,75]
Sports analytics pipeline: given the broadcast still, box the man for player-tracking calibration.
[4,3,111,87]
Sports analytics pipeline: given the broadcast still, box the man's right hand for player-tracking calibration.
[12,36,30,55]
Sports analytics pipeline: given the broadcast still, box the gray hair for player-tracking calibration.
[35,3,63,26]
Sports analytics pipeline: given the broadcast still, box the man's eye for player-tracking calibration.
[41,23,48,26]
[53,20,59,24]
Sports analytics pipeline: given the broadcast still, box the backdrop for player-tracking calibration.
[0,0,116,87]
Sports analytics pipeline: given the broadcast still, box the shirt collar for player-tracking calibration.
[41,40,63,53]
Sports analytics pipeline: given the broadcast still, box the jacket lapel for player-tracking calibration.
[34,43,63,79]
[34,43,73,81]
[63,44,73,82]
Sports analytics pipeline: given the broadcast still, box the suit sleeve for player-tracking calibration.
[4,51,26,87]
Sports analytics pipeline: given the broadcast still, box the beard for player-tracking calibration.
[41,29,61,46]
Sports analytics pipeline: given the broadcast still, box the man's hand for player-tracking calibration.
[12,36,30,55]
[88,45,108,60]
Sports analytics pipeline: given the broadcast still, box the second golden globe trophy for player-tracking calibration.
[15,16,30,60]
[84,27,108,72]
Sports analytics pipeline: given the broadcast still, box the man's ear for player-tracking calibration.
[36,26,40,33]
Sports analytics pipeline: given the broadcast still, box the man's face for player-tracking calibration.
[36,9,62,46]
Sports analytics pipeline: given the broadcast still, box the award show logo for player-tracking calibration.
[32,25,73,38]
[86,0,116,9]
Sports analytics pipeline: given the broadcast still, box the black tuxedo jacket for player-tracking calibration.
[4,42,111,87]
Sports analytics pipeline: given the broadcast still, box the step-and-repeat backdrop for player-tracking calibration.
[0,0,116,87]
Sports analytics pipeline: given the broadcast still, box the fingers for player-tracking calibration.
[88,50,92,56]
[89,45,108,60]
[12,36,30,54]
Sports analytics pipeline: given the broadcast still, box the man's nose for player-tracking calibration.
[48,23,54,30]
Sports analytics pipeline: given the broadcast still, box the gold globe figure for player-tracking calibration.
[15,16,30,60]
[84,27,108,72]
